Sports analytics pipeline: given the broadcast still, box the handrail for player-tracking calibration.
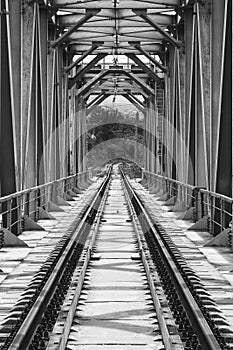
[144,171,195,190]
[121,168,223,350]
[143,170,233,242]
[5,167,112,350]
[0,172,88,203]
[200,188,233,203]
[0,171,90,244]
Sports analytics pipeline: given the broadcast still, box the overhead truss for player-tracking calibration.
[2,0,231,208]
[47,0,180,104]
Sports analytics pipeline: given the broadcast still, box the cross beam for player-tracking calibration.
[86,94,109,115]
[90,93,109,108]
[86,93,106,108]
[124,70,155,96]
[76,70,109,97]
[69,53,107,89]
[127,84,149,99]
[65,42,103,73]
[50,9,100,48]
[133,9,182,49]
[127,93,145,107]
[77,69,155,97]
[126,53,163,83]
[122,94,145,114]
[129,42,168,73]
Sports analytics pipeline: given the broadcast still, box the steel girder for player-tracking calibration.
[1,0,232,215]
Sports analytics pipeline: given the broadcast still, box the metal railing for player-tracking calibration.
[144,171,196,209]
[143,171,233,244]
[199,189,232,236]
[0,171,90,245]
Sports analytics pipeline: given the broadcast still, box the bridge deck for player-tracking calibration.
[0,177,233,347]
[131,179,233,336]
[0,180,101,326]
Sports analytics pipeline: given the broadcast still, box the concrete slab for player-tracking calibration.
[76,301,155,320]
[67,345,160,350]
[69,319,157,344]
[83,290,149,302]
[86,270,144,283]
[95,252,139,259]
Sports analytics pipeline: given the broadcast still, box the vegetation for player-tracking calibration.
[86,106,144,170]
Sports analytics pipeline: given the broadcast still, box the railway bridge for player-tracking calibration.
[0,1,232,349]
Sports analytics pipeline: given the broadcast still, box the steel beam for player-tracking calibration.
[128,93,145,107]
[215,0,232,197]
[50,9,100,48]
[68,43,163,54]
[83,87,100,100]
[128,84,149,99]
[91,93,109,107]
[68,53,107,89]
[86,93,106,108]
[64,42,103,73]
[124,70,155,96]
[38,7,49,185]
[59,13,173,27]
[122,94,145,114]
[133,9,182,48]
[86,94,109,115]
[84,88,147,100]
[76,70,109,97]
[129,42,168,73]
[77,69,154,97]
[126,53,163,83]
[53,0,179,9]
[68,32,164,42]
[0,0,16,196]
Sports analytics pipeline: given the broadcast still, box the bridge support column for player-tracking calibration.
[0,0,16,197]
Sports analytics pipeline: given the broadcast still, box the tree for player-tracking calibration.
[86,106,144,152]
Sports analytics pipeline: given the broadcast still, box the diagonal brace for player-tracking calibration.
[76,70,109,97]
[124,70,155,96]
[126,53,163,83]
[50,9,100,49]
[133,9,182,49]
[86,93,106,108]
[127,93,145,107]
[122,94,145,114]
[91,93,108,107]
[69,53,107,89]
[78,69,154,97]
[129,42,168,73]
[86,94,109,115]
[125,85,149,99]
[65,42,103,73]
[83,86,100,99]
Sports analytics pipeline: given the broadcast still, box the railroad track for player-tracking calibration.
[0,165,232,350]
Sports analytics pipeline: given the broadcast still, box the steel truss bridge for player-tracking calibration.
[0,2,233,349]
[0,0,232,266]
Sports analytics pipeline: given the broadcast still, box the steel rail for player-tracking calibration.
[52,170,111,350]
[6,168,112,350]
[120,168,223,350]
[121,175,175,350]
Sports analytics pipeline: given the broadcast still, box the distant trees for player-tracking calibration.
[86,106,144,168]
[86,106,144,150]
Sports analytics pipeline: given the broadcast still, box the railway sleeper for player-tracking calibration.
[120,170,233,350]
